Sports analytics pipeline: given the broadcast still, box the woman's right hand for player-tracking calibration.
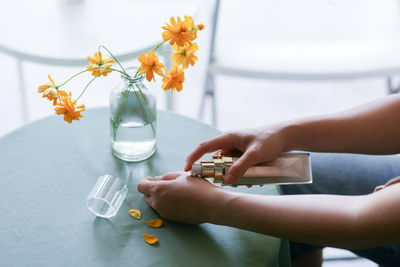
[184,124,292,184]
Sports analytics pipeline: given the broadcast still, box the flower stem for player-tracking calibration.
[57,69,91,88]
[153,41,166,52]
[134,84,156,136]
[111,88,130,141]
[137,85,148,104]
[57,67,127,88]
[157,50,173,55]
[99,45,128,74]
[76,70,108,101]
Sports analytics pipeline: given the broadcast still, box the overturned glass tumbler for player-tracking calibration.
[86,175,128,218]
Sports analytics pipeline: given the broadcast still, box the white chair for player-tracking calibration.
[200,0,400,126]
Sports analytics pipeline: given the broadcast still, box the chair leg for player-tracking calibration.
[387,76,400,94]
[198,72,217,126]
[17,59,28,123]
[198,88,207,120]
[211,77,217,126]
[162,52,174,111]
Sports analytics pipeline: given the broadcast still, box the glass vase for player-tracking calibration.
[109,68,156,162]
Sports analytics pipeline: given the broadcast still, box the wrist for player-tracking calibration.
[280,120,309,151]
[207,189,239,225]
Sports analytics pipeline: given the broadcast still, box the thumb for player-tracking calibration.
[225,150,258,184]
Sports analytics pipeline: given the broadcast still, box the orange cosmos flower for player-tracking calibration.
[86,52,114,77]
[138,50,166,82]
[183,15,197,39]
[162,67,185,92]
[54,90,85,123]
[162,16,196,47]
[197,24,205,30]
[171,42,198,69]
[38,75,59,105]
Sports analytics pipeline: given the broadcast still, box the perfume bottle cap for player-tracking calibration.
[191,164,203,177]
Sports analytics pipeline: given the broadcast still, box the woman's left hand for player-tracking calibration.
[137,172,228,224]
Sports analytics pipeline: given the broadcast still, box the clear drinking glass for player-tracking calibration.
[110,67,157,162]
[86,175,128,218]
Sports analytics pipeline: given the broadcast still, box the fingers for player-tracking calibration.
[225,149,259,184]
[137,176,155,196]
[184,133,235,171]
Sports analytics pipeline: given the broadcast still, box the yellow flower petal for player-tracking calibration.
[145,218,162,228]
[162,67,185,92]
[48,74,55,85]
[138,51,165,82]
[171,42,198,69]
[54,91,85,123]
[162,16,196,47]
[86,52,114,77]
[129,208,141,220]
[143,234,158,245]
[87,56,97,65]
[57,90,68,97]
[94,52,102,62]
[38,75,59,101]
[38,84,51,93]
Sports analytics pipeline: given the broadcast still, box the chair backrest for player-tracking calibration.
[207,0,400,78]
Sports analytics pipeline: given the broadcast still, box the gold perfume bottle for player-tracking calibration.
[191,153,312,186]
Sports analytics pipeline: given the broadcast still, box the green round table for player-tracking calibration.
[0,108,290,267]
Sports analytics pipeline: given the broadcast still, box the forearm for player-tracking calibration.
[210,191,395,249]
[282,94,400,154]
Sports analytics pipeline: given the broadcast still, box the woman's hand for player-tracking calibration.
[137,172,229,224]
[184,125,292,184]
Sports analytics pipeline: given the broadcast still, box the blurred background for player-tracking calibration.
[1,0,399,265]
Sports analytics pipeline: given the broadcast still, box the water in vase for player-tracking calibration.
[110,85,157,162]
[111,119,156,161]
